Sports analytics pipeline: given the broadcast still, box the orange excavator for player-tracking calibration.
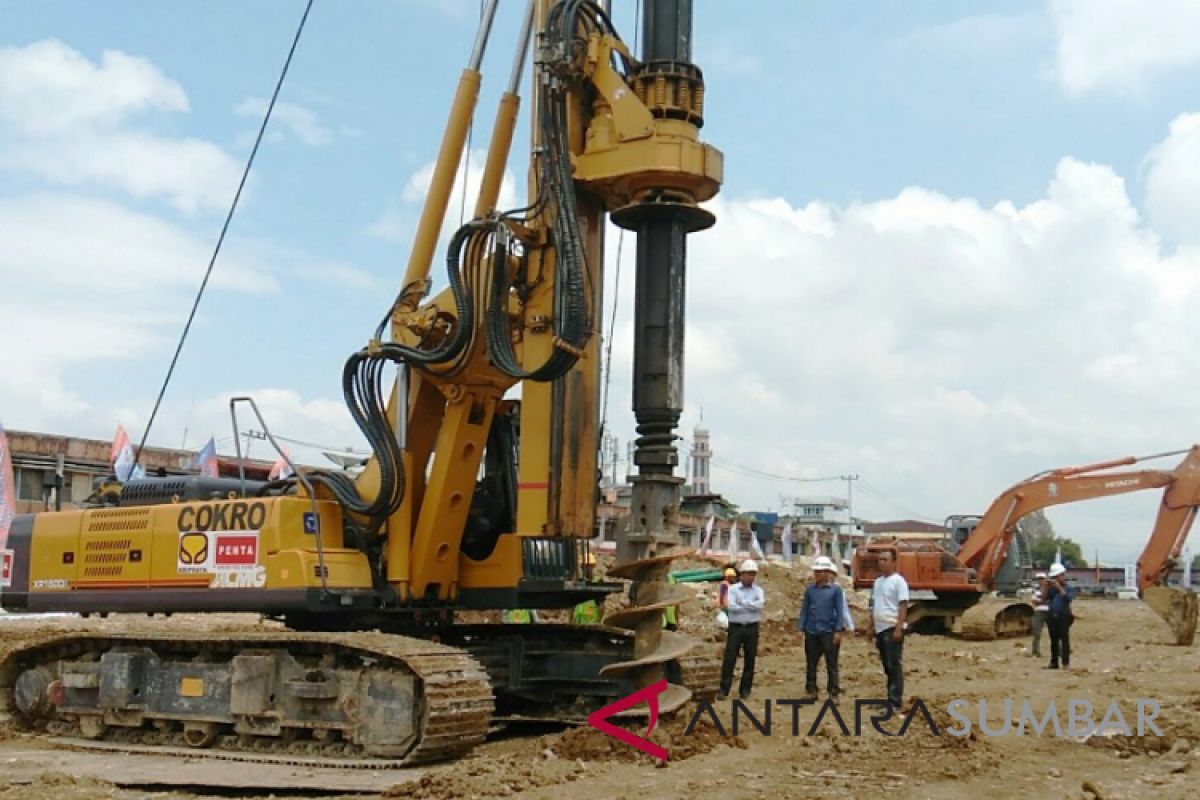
[854,446,1200,645]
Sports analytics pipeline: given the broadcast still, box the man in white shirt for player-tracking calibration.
[868,547,909,709]
[719,559,765,700]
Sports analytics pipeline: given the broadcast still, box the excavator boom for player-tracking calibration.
[854,445,1200,644]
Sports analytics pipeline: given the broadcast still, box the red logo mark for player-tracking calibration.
[586,679,669,761]
[214,535,258,566]
[1,550,13,587]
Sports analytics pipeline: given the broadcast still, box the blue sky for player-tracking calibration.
[3,1,1200,562]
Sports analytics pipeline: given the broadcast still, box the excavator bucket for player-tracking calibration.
[1142,585,1199,646]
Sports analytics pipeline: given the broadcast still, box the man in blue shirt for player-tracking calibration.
[1044,563,1073,669]
[798,556,848,701]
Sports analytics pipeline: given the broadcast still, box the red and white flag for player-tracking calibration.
[269,447,294,481]
[112,424,132,481]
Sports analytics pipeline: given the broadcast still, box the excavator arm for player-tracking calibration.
[955,445,1200,644]
[957,457,1173,586]
[1136,451,1200,645]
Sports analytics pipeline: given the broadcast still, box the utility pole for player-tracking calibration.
[610,435,620,488]
[840,473,859,551]
[243,429,266,460]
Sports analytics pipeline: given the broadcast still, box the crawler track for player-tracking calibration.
[958,599,1034,641]
[1,629,494,766]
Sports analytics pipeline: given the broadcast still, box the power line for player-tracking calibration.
[260,431,369,455]
[131,0,316,472]
[857,479,940,523]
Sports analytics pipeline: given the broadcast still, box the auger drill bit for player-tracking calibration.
[604,0,714,714]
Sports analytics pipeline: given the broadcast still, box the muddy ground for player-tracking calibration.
[1,563,1198,800]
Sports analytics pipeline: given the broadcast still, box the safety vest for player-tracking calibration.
[572,600,601,625]
[663,574,678,627]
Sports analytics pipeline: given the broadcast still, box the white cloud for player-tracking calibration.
[368,147,519,244]
[0,39,187,133]
[0,193,278,421]
[1145,112,1200,245]
[0,40,241,212]
[3,132,242,214]
[597,139,1200,561]
[235,97,331,147]
[0,191,381,450]
[0,42,386,467]
[1050,0,1200,94]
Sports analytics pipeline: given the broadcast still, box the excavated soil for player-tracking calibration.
[1,561,1199,799]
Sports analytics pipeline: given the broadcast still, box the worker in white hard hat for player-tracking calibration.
[1044,563,1074,669]
[797,556,848,701]
[718,559,764,700]
[1030,571,1049,658]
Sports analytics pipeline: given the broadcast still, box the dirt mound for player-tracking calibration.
[550,715,746,763]
[385,752,588,799]
[0,772,120,800]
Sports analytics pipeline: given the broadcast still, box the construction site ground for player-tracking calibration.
[2,561,1198,800]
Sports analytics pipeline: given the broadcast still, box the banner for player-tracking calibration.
[726,521,739,559]
[780,522,793,563]
[0,421,15,551]
[698,515,715,554]
[750,529,765,560]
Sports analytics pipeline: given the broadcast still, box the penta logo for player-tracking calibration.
[586,679,669,761]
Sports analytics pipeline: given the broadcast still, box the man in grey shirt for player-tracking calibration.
[719,559,765,700]
[1030,572,1049,658]
[868,547,909,709]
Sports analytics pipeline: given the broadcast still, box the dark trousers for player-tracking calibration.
[1030,610,1046,656]
[803,632,840,696]
[875,628,904,707]
[720,622,759,697]
[1048,613,1071,667]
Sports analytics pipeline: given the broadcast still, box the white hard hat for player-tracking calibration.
[812,556,837,573]
[739,559,759,573]
[1048,563,1066,578]
[1035,572,1047,579]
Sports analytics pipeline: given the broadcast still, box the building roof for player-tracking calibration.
[6,428,281,477]
[862,519,945,534]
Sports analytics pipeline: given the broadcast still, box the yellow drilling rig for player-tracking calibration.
[1,0,721,763]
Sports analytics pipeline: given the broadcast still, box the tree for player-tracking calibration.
[1020,510,1088,568]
